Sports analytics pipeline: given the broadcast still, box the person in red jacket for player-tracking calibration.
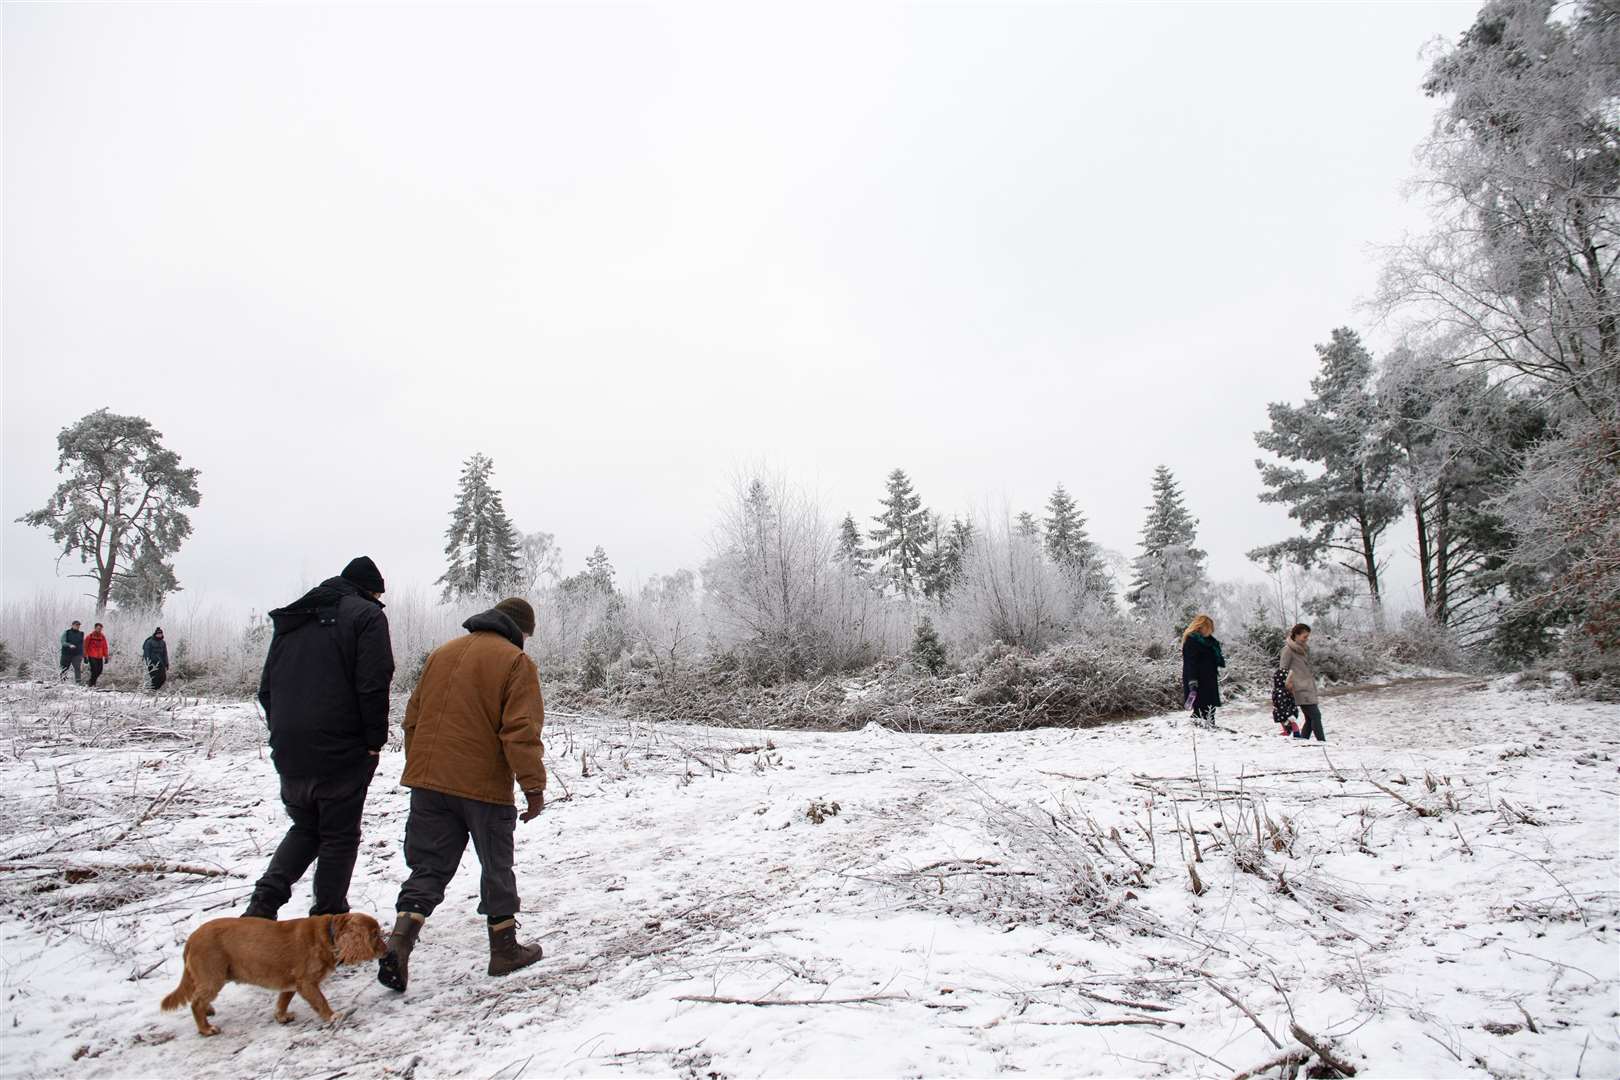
[84,623,110,687]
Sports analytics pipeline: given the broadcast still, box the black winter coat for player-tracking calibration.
[142,636,169,669]
[60,628,84,659]
[1181,635,1224,711]
[258,577,395,779]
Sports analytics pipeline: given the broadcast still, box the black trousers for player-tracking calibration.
[395,788,521,920]
[86,658,104,686]
[149,666,167,690]
[1296,704,1326,742]
[252,760,375,915]
[61,654,82,683]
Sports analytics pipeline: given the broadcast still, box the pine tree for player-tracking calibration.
[437,453,523,600]
[1126,466,1208,621]
[1250,328,1403,618]
[1042,485,1084,565]
[834,513,871,576]
[911,616,948,676]
[1015,511,1040,539]
[918,513,953,600]
[586,546,616,594]
[1044,483,1113,608]
[868,468,930,598]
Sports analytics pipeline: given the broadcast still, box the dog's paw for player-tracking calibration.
[197,1024,220,1037]
[321,1011,344,1025]
[274,1013,293,1025]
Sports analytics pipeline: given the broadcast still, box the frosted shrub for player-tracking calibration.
[938,520,1074,654]
[702,470,902,682]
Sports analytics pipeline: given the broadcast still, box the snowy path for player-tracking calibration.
[0,678,1616,1079]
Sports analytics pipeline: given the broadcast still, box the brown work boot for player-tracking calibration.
[487,917,543,976]
[377,912,425,992]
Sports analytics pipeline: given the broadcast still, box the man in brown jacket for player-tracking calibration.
[377,597,547,993]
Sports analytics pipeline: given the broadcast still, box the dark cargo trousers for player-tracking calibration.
[395,788,521,920]
[251,760,375,915]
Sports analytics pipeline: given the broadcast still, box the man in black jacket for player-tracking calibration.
[60,621,84,683]
[244,556,395,919]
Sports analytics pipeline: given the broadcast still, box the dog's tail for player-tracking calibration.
[160,944,194,1011]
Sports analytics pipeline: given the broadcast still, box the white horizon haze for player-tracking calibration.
[3,2,1477,619]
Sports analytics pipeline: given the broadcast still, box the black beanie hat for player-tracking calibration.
[494,597,536,637]
[341,555,386,594]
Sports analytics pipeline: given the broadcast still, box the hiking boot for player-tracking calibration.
[240,901,278,920]
[377,913,425,992]
[487,918,543,977]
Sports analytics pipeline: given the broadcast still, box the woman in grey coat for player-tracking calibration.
[1278,623,1324,742]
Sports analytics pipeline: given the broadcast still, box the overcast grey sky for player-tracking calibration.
[3,2,1478,615]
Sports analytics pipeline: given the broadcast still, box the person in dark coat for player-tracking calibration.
[243,556,395,920]
[60,621,85,683]
[1180,614,1224,730]
[142,628,170,689]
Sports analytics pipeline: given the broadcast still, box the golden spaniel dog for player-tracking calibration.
[161,913,389,1036]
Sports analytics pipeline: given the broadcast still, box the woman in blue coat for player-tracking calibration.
[1181,614,1225,730]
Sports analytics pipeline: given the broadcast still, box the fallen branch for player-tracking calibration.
[1365,776,1437,818]
[1025,1014,1183,1028]
[0,861,231,878]
[1206,977,1282,1049]
[1230,1048,1308,1080]
[673,993,905,1007]
[1290,1024,1358,1076]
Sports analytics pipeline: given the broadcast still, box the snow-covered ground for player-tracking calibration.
[1,677,1616,1079]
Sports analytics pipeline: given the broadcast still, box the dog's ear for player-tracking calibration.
[334,915,376,964]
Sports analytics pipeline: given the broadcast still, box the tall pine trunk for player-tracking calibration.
[1412,491,1434,617]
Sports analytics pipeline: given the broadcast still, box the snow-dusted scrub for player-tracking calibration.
[937,519,1076,654]
[1,675,1615,1078]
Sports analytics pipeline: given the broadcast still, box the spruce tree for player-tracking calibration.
[919,513,953,600]
[868,468,930,598]
[1044,483,1113,607]
[1043,485,1085,566]
[911,616,948,676]
[834,513,871,576]
[1126,465,1208,620]
[586,546,617,594]
[438,453,523,600]
[1015,511,1040,539]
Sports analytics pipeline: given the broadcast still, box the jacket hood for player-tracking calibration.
[463,608,525,650]
[268,577,378,634]
[1285,636,1310,656]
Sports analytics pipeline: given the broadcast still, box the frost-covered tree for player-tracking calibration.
[1382,0,1619,410]
[868,468,929,598]
[1380,1,1620,659]
[1251,328,1403,618]
[911,616,947,676]
[920,514,975,601]
[1044,483,1114,609]
[945,514,1073,651]
[705,471,852,679]
[517,531,562,592]
[1015,511,1040,540]
[1126,466,1208,622]
[1379,347,1550,640]
[437,453,523,600]
[109,545,182,612]
[586,546,616,593]
[629,569,701,679]
[17,409,201,614]
[834,513,871,576]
